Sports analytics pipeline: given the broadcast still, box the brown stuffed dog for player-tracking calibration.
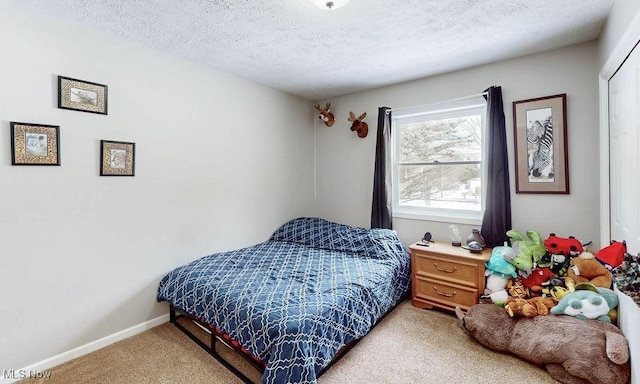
[456,304,630,384]
[504,296,557,318]
[567,252,613,288]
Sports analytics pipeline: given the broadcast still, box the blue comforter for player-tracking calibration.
[157,217,411,384]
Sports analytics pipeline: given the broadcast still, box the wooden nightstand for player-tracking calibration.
[409,241,491,312]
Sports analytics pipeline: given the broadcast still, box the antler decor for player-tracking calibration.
[314,102,335,127]
[348,111,368,138]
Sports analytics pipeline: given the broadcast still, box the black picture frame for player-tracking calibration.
[10,122,61,166]
[100,140,135,176]
[58,76,108,115]
[512,93,569,194]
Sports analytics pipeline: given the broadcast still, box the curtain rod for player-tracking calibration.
[384,91,489,114]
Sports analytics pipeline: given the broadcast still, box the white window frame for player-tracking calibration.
[391,96,488,225]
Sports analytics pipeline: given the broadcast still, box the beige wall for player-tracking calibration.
[314,42,600,247]
[0,1,315,370]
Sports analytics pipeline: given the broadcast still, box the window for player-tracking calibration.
[391,96,487,224]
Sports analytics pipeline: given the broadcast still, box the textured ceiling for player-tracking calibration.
[15,0,614,100]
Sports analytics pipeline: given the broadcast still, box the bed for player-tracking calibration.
[157,217,411,384]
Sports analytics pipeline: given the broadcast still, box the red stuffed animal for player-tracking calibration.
[520,267,555,296]
[595,240,627,269]
[544,233,583,257]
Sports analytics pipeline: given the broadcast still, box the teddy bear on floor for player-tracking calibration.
[456,304,630,384]
[567,251,613,288]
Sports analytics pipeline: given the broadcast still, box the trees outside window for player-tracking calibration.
[392,99,486,224]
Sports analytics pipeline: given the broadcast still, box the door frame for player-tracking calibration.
[598,10,640,247]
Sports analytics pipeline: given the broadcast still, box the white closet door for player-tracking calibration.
[609,42,640,253]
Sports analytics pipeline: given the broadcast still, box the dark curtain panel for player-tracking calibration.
[371,107,393,229]
[481,86,512,247]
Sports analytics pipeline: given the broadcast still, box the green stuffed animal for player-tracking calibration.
[505,230,546,277]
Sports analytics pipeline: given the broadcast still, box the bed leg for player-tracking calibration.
[170,307,176,324]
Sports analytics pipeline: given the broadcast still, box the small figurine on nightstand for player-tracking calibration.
[449,225,462,247]
[467,229,486,248]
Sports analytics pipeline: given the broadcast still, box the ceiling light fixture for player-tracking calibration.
[309,0,349,10]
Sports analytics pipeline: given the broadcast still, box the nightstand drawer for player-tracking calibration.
[414,277,478,310]
[409,242,490,313]
[414,254,480,288]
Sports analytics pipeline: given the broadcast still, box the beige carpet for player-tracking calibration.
[19,301,557,384]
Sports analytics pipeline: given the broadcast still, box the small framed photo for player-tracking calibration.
[58,76,108,115]
[10,122,61,166]
[512,93,569,194]
[100,140,135,176]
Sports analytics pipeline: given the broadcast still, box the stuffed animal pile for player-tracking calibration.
[464,230,632,384]
[482,231,619,322]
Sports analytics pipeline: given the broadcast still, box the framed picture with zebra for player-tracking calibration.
[512,93,569,194]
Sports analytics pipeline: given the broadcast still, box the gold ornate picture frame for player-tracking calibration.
[100,140,135,176]
[10,122,61,166]
[512,93,569,194]
[58,76,108,115]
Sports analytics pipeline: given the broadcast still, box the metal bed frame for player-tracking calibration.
[170,306,264,383]
[169,297,405,384]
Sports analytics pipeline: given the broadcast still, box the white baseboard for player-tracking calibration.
[1,314,169,384]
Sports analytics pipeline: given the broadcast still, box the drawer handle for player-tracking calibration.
[433,263,457,273]
[433,286,457,297]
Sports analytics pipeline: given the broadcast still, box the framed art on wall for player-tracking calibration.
[10,122,60,166]
[58,76,108,115]
[100,140,135,176]
[512,93,569,194]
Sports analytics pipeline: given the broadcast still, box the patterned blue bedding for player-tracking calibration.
[157,217,411,384]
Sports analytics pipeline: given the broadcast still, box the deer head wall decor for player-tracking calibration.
[348,111,368,138]
[314,102,335,127]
